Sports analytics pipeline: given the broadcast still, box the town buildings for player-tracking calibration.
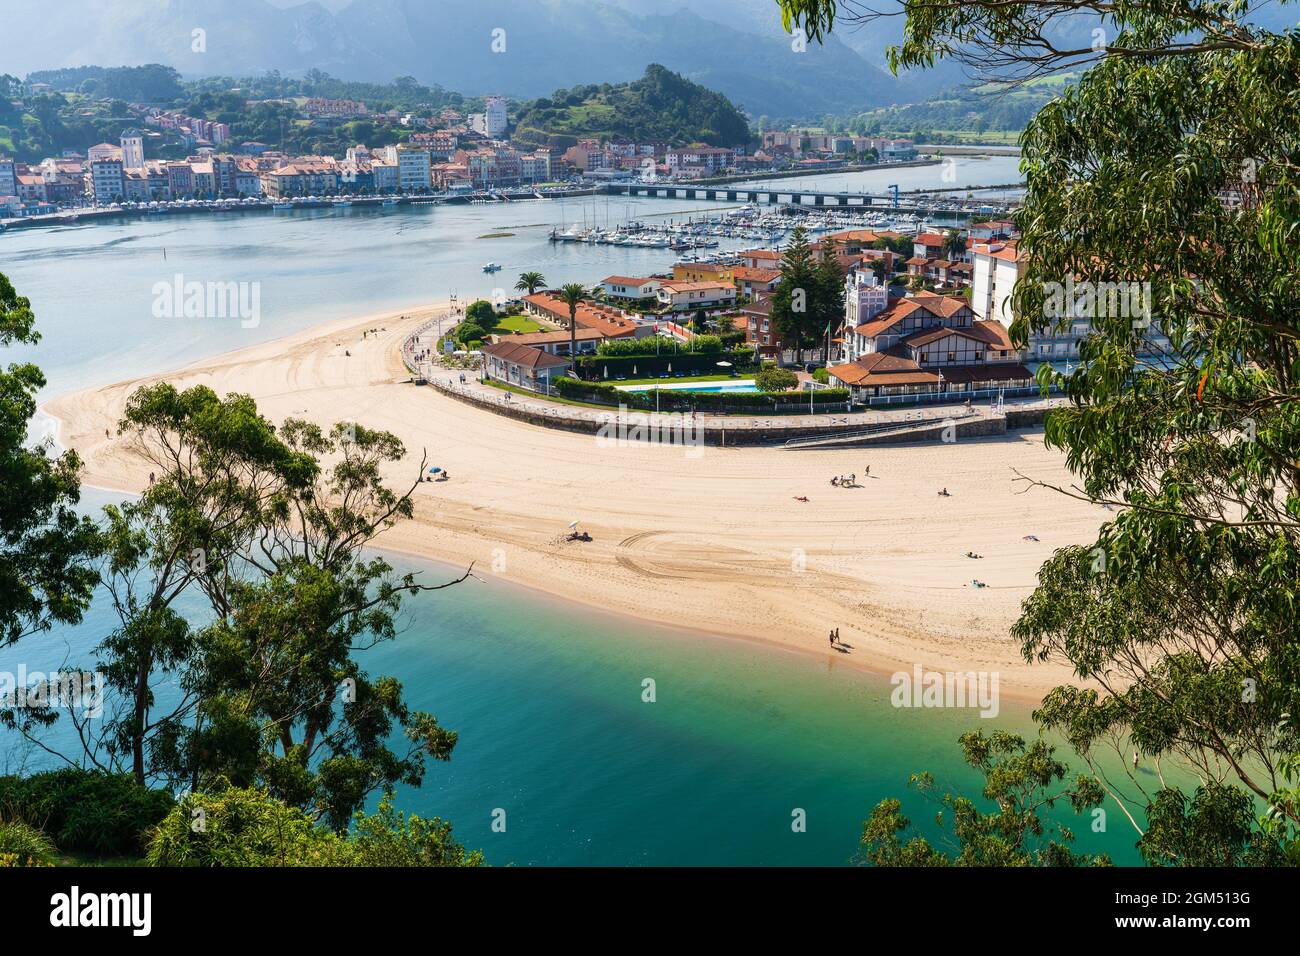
[480,340,571,390]
[656,281,737,312]
[829,286,1031,400]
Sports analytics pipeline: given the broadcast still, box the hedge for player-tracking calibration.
[576,348,756,380]
[0,768,175,857]
[551,376,850,412]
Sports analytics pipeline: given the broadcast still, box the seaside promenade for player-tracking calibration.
[400,310,1063,444]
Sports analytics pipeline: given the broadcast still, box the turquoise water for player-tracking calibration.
[677,383,760,393]
[0,496,1140,866]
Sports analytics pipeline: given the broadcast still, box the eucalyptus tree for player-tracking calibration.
[0,272,99,651]
[6,381,470,830]
[779,0,1300,862]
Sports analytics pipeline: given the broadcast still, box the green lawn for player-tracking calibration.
[491,315,547,334]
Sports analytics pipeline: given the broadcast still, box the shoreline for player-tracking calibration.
[43,302,1105,701]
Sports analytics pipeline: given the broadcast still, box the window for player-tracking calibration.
[947,351,956,363]
[975,352,983,362]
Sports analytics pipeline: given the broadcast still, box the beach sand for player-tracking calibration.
[44,304,1105,699]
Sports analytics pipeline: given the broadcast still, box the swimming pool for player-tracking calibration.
[617,379,760,394]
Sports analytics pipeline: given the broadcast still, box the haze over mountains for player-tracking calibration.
[2,0,918,119]
[7,0,1294,121]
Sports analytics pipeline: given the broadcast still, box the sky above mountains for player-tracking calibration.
[5,0,1296,120]
[2,0,921,119]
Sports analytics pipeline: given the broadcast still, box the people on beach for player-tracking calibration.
[793,495,809,502]
[831,476,839,487]
[938,487,951,497]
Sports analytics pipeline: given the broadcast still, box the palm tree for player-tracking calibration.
[559,282,586,366]
[515,271,547,295]
[943,229,966,263]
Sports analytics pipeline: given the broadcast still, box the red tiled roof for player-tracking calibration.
[852,294,972,337]
[732,267,780,282]
[481,341,571,369]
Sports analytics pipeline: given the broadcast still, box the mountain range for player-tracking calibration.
[6,0,1294,121]
[1,0,919,120]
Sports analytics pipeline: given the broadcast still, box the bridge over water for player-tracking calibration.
[599,182,1017,218]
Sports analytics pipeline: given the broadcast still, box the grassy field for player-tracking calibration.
[491,315,547,334]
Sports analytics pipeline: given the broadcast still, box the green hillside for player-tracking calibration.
[511,64,753,150]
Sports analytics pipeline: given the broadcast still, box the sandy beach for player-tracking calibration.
[43,304,1105,698]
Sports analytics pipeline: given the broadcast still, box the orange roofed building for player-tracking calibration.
[522,292,657,340]
[828,290,1031,401]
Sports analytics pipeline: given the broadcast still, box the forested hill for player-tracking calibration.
[511,65,753,150]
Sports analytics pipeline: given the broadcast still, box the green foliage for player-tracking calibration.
[0,817,56,866]
[512,64,751,149]
[5,381,468,836]
[455,321,487,345]
[755,366,799,392]
[812,367,830,384]
[346,791,484,867]
[146,785,346,866]
[26,65,183,102]
[146,786,482,867]
[1140,783,1291,866]
[858,731,1112,867]
[0,769,173,857]
[770,227,840,359]
[789,0,1300,864]
[465,300,496,326]
[0,273,100,649]
[514,272,547,295]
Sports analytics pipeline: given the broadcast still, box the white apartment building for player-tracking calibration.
[970,241,1023,326]
[88,159,125,203]
[971,239,1171,363]
[0,158,15,197]
[397,147,432,191]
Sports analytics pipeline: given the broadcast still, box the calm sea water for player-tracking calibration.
[1,153,1145,864]
[1,157,1023,399]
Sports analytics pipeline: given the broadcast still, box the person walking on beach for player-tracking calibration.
[834,627,840,645]
[829,630,835,648]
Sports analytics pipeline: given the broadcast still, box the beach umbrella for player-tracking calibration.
[603,366,609,379]
[567,520,579,529]
[428,467,442,474]
[632,365,638,376]
[667,363,672,373]
[716,361,732,367]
